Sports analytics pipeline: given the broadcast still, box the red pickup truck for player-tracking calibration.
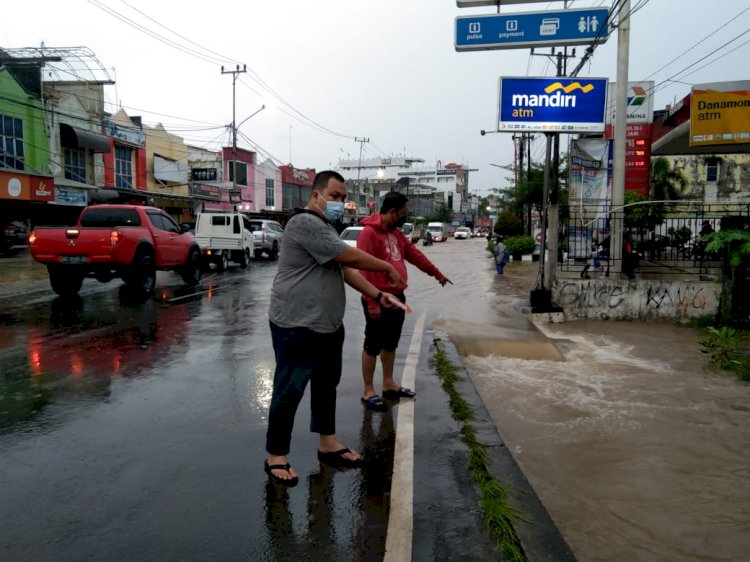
[29,205,202,296]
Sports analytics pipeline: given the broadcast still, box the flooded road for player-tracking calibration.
[2,239,748,560]
[416,241,750,562]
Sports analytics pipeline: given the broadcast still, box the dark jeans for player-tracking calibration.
[266,321,345,456]
[361,293,406,357]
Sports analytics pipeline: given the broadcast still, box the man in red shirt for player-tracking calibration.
[357,192,452,411]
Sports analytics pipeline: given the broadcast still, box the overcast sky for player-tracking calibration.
[3,0,750,192]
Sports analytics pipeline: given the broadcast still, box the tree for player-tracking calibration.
[494,210,522,236]
[425,202,451,223]
[650,157,688,200]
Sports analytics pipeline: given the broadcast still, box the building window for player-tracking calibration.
[64,147,87,183]
[115,145,133,188]
[265,178,275,207]
[0,114,25,170]
[228,161,248,186]
[706,159,719,182]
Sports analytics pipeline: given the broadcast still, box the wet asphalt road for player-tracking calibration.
[0,245,504,561]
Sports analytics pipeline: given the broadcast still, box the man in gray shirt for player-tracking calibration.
[265,170,401,486]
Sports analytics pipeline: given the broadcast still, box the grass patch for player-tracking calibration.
[701,325,750,382]
[434,346,527,561]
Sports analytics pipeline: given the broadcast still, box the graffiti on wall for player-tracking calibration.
[557,280,713,319]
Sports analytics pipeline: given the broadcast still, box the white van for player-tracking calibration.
[426,222,447,242]
[194,212,254,271]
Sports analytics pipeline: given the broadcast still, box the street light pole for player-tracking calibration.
[354,137,370,219]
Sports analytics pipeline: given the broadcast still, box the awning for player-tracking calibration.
[89,187,148,204]
[54,177,99,190]
[60,123,111,153]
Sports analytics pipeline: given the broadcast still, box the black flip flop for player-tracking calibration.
[382,387,416,399]
[361,394,387,411]
[317,447,363,468]
[264,459,299,486]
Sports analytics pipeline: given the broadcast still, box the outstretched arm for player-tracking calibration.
[335,246,401,287]
[343,268,398,309]
[403,239,452,286]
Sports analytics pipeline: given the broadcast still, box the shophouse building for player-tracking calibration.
[279,165,315,211]
[0,61,56,227]
[143,123,191,223]
[253,159,282,212]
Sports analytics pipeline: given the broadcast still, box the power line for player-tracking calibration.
[88,0,358,142]
[642,4,750,83]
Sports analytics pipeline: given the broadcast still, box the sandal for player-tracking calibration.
[382,387,416,399]
[264,459,299,486]
[317,447,363,468]
[361,394,387,411]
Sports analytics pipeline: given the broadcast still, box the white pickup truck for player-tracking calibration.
[193,212,254,271]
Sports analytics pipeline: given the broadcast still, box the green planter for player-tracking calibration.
[504,235,536,258]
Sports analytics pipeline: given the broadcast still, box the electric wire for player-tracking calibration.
[87,0,360,142]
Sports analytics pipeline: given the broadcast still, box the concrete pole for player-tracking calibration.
[610,0,630,274]
[221,64,247,194]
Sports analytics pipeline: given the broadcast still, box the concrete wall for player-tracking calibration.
[553,278,720,322]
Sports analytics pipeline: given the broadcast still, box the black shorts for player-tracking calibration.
[361,293,406,357]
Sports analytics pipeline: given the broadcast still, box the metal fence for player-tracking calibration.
[559,201,750,278]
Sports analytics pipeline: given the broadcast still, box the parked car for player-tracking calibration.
[249,219,284,259]
[454,226,471,240]
[340,226,364,247]
[193,212,253,271]
[28,205,201,296]
[1,219,29,256]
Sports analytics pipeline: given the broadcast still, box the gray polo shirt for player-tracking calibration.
[269,211,351,333]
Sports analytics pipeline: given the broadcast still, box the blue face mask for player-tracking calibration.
[322,200,344,222]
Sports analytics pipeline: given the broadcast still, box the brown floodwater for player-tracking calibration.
[408,240,750,562]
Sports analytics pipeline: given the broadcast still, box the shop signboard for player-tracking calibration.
[497,77,608,133]
[690,80,750,147]
[53,186,88,206]
[0,171,54,201]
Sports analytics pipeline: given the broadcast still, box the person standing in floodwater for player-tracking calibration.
[494,236,509,275]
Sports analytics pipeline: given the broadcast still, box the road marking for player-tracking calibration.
[384,312,426,562]
[165,286,221,304]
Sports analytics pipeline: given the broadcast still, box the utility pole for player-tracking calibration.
[221,64,247,194]
[610,0,631,275]
[354,137,370,220]
[530,41,575,304]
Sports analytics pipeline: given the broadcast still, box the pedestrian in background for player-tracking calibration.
[356,192,452,412]
[265,171,401,486]
[494,235,509,275]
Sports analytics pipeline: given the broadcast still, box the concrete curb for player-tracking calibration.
[433,330,577,562]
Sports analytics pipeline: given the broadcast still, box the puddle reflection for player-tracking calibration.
[262,407,395,559]
[0,293,198,432]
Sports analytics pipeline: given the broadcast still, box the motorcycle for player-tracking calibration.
[422,232,433,246]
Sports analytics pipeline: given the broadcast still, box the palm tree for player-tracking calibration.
[650,157,688,200]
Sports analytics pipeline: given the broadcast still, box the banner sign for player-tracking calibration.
[569,139,610,203]
[690,80,750,147]
[497,77,608,132]
[53,186,88,206]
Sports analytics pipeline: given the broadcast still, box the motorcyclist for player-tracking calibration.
[423,230,433,246]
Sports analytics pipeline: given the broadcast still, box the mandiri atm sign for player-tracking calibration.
[497,77,608,133]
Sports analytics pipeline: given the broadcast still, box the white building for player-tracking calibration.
[337,156,474,221]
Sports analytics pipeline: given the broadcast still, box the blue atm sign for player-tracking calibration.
[455,8,609,51]
[498,77,608,133]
